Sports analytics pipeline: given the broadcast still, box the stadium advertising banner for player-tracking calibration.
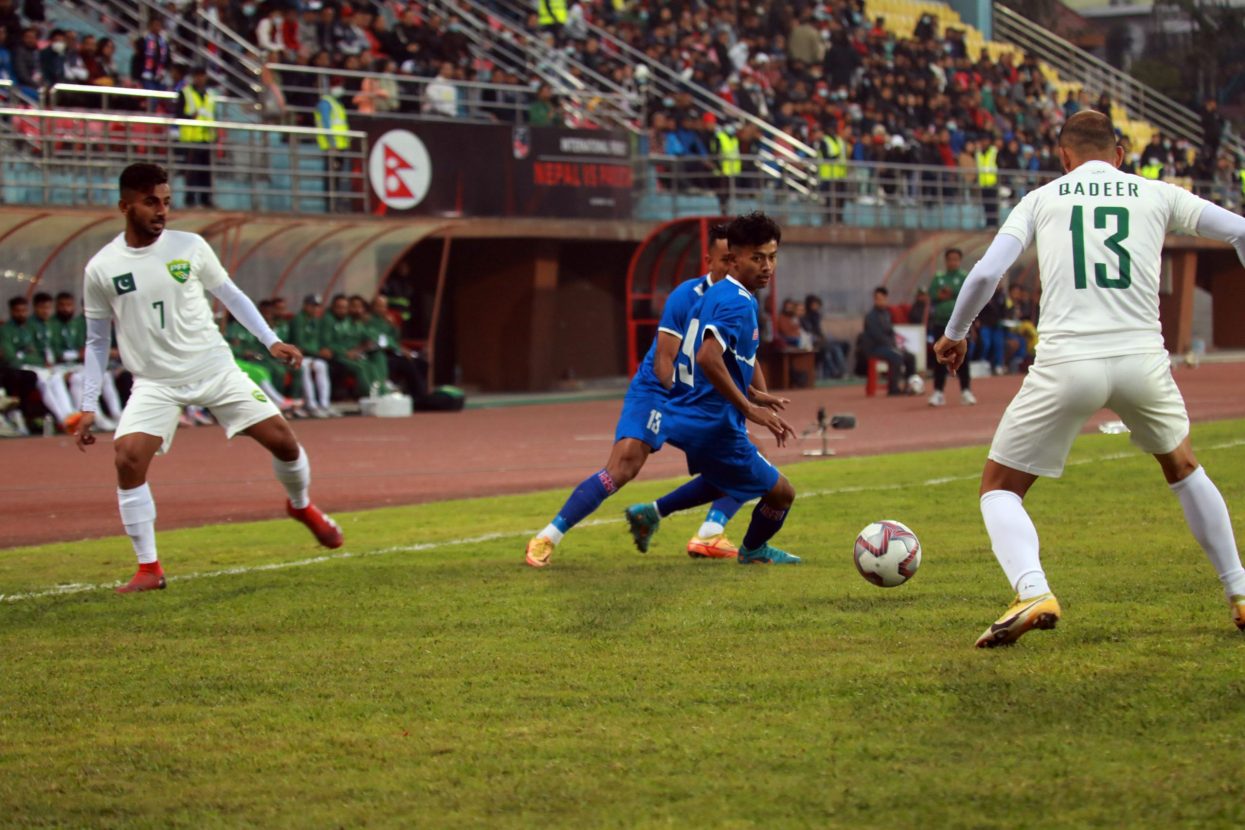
[361,119,633,219]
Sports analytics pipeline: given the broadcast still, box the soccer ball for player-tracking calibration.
[907,374,925,395]
[853,520,922,587]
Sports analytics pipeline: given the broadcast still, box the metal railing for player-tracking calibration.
[72,0,263,99]
[267,63,629,127]
[468,0,821,198]
[0,108,368,214]
[638,153,1243,226]
[43,84,259,122]
[993,3,1243,159]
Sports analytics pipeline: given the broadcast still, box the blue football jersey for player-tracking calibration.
[635,274,713,389]
[669,276,759,434]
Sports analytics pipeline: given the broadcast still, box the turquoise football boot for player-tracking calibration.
[624,503,661,553]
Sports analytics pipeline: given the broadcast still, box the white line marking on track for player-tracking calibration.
[3,439,1242,605]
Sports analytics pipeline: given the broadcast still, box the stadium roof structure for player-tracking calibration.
[0,208,457,306]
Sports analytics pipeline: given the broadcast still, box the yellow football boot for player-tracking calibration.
[975,593,1062,648]
[687,533,739,559]
[525,536,554,569]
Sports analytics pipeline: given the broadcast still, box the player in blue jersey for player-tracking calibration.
[625,212,802,565]
[525,225,768,568]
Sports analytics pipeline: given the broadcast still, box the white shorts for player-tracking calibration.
[115,368,283,455]
[989,352,1188,478]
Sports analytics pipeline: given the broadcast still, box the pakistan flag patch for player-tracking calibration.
[252,389,269,403]
[166,259,191,284]
[112,273,136,295]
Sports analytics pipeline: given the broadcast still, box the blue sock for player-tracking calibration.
[552,469,619,533]
[742,502,789,551]
[655,476,723,518]
[706,497,743,526]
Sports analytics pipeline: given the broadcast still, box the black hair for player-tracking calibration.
[1059,110,1117,153]
[874,286,889,296]
[258,299,274,311]
[9,295,28,309]
[119,163,169,196]
[944,247,962,258]
[330,293,348,304]
[32,291,53,304]
[726,211,782,249]
[804,294,821,308]
[349,294,367,305]
[55,291,74,302]
[708,222,729,244]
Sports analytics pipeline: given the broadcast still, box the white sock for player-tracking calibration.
[117,483,158,564]
[273,445,311,509]
[980,490,1050,599]
[48,373,76,418]
[697,520,725,538]
[1170,466,1245,597]
[539,524,565,545]
[313,360,331,410]
[260,379,288,408]
[34,374,72,422]
[102,373,123,418]
[69,372,83,407]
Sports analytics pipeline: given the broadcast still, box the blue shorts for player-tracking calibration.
[666,415,780,503]
[614,373,667,450]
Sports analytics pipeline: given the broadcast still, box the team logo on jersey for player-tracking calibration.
[166,259,191,284]
[112,273,136,295]
[252,389,269,403]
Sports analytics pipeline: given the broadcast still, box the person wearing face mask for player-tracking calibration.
[38,27,67,88]
[256,7,285,56]
[178,66,216,207]
[315,80,351,212]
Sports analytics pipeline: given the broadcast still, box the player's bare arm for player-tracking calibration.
[74,412,97,451]
[747,362,787,410]
[653,331,681,390]
[696,336,796,446]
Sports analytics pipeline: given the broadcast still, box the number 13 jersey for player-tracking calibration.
[999,159,1208,366]
[84,230,237,386]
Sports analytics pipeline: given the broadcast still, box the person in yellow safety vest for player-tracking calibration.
[976,137,1000,228]
[315,82,351,212]
[1140,133,1168,180]
[179,66,216,208]
[537,0,567,29]
[711,124,741,208]
[813,121,849,224]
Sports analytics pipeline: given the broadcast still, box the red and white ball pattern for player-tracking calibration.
[853,520,922,587]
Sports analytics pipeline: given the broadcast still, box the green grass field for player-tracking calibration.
[3,420,1245,828]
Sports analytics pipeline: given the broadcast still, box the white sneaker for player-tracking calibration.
[961,389,977,406]
[928,390,946,407]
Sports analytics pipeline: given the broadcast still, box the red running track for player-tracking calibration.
[2,362,1243,549]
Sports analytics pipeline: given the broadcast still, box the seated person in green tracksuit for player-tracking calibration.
[226,305,301,414]
[365,295,427,399]
[287,294,334,416]
[319,293,384,398]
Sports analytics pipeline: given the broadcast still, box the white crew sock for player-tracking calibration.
[697,520,726,538]
[273,445,311,509]
[313,360,332,410]
[259,379,288,408]
[300,363,317,409]
[33,371,73,423]
[102,372,124,418]
[69,372,83,407]
[539,524,565,545]
[117,483,158,564]
[980,490,1050,599]
[1170,466,1245,598]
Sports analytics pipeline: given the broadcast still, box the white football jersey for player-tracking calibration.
[84,230,237,385]
[999,160,1207,365]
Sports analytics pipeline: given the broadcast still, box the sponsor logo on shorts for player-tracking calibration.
[166,259,191,284]
[112,273,136,295]
[252,389,269,403]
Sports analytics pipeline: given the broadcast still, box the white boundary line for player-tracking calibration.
[3,438,1242,605]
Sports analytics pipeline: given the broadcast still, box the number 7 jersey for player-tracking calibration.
[999,159,1208,366]
[84,230,238,385]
